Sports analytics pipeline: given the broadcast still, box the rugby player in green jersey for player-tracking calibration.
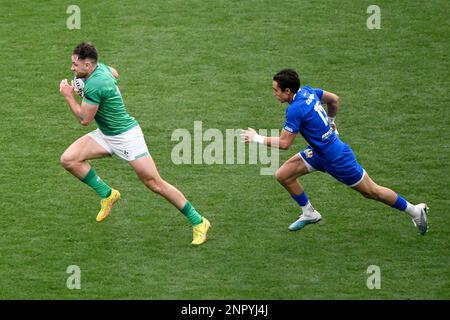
[59,42,210,245]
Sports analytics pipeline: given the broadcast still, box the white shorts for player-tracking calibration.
[89,125,150,161]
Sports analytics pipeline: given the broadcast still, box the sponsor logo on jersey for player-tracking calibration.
[321,127,334,141]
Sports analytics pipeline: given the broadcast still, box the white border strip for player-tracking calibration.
[298,152,316,173]
[349,169,367,187]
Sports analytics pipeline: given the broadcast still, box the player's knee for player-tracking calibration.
[275,168,287,184]
[60,153,73,170]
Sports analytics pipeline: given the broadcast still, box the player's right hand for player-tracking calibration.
[240,128,257,143]
[59,79,74,97]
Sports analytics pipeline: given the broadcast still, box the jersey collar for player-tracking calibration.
[292,87,302,101]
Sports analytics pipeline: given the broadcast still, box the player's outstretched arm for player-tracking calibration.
[240,128,296,150]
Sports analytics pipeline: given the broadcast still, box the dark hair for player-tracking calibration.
[73,42,98,63]
[273,69,300,93]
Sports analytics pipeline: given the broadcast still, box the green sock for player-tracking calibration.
[81,168,112,199]
[180,201,203,226]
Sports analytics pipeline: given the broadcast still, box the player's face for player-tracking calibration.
[71,54,89,78]
[272,81,290,103]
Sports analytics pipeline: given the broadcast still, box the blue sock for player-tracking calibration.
[291,192,309,207]
[392,194,407,211]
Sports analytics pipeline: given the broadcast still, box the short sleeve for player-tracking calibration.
[82,81,101,106]
[283,106,301,134]
[312,88,324,100]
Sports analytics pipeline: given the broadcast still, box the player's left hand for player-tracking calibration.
[240,127,257,143]
[59,79,74,97]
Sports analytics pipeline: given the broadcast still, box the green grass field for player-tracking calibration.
[0,0,449,299]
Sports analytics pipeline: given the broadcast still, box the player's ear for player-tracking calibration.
[84,59,92,69]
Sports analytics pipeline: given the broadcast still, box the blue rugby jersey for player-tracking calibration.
[283,86,344,159]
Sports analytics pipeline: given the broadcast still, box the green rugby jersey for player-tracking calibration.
[82,63,137,136]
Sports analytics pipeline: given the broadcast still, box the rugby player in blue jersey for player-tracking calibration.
[241,69,428,235]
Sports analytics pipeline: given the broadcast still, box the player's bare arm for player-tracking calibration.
[59,79,98,125]
[109,66,119,79]
[240,128,296,150]
[321,90,340,132]
[320,90,339,117]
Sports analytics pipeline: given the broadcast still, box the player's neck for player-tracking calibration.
[287,94,294,103]
[289,87,300,103]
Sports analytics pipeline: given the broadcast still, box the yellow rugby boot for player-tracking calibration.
[191,218,211,245]
[96,189,121,222]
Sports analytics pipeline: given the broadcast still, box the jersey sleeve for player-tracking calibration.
[82,80,102,106]
[283,106,301,134]
[312,88,324,100]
